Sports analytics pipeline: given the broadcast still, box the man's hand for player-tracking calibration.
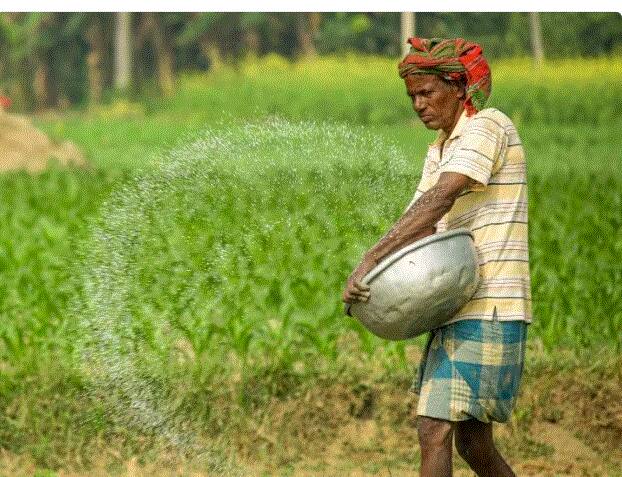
[342,256,375,306]
[342,279,370,305]
[342,172,478,314]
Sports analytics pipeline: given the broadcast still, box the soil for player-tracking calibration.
[2,351,620,476]
[230,374,622,477]
[0,110,86,172]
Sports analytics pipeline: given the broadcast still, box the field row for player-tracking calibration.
[1,121,620,383]
[139,55,622,126]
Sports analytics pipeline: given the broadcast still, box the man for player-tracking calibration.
[342,37,531,477]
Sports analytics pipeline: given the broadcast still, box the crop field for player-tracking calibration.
[0,55,621,475]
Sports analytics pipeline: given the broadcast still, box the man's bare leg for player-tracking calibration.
[454,418,516,477]
[417,416,454,477]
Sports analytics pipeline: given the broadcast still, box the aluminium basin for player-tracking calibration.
[346,228,479,341]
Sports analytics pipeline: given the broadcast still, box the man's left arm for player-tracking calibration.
[343,172,478,304]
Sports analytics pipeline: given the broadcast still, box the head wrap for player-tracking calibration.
[398,37,491,116]
[0,95,11,110]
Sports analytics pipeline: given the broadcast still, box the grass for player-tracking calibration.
[1,54,621,473]
[141,54,622,126]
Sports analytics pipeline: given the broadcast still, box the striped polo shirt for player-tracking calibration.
[406,107,532,324]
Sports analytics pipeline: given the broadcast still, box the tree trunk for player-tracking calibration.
[308,13,321,51]
[32,14,60,109]
[199,38,224,72]
[142,13,175,97]
[86,20,105,105]
[32,59,51,109]
[132,13,150,92]
[114,12,132,90]
[400,12,416,57]
[243,29,260,56]
[529,12,545,66]
[297,13,318,57]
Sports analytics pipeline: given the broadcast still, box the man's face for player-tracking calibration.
[404,74,463,132]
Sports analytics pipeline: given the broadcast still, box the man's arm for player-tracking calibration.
[367,171,478,264]
[345,172,478,293]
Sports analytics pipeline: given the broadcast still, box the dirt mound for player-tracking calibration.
[0,110,86,172]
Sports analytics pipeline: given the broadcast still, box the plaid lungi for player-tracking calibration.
[411,311,528,423]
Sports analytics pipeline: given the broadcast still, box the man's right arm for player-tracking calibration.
[362,171,478,267]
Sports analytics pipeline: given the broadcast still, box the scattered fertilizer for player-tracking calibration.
[74,117,410,472]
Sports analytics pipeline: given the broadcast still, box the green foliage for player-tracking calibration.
[539,13,622,57]
[149,54,622,126]
[0,55,621,470]
[0,13,106,109]
[0,167,125,361]
[1,13,621,110]
[528,174,622,350]
[316,13,399,56]
[418,13,622,59]
[176,13,225,46]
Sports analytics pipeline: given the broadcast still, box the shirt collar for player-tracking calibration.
[429,108,470,147]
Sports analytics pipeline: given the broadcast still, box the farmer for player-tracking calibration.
[342,37,531,477]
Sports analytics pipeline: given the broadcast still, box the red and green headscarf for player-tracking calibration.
[398,37,491,117]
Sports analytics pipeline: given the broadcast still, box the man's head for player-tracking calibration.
[404,73,466,132]
[398,37,491,130]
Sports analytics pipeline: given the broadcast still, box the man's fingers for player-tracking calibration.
[353,281,370,291]
[354,283,371,300]
[351,291,369,299]
[351,288,370,298]
[344,296,369,304]
[343,280,371,307]
[343,286,371,305]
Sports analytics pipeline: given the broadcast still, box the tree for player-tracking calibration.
[297,13,321,57]
[84,13,113,105]
[177,13,229,71]
[240,13,262,56]
[400,12,415,57]
[2,13,59,109]
[114,12,131,91]
[143,13,175,97]
[529,12,545,65]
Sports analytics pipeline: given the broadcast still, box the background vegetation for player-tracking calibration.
[1,12,621,110]
[0,11,621,476]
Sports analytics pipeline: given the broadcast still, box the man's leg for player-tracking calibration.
[454,418,516,477]
[417,416,454,477]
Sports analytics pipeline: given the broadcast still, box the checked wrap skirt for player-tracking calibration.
[411,309,528,423]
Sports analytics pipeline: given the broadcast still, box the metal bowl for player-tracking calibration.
[346,229,479,341]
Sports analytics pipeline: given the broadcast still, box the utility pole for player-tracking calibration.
[400,12,416,57]
[114,12,132,90]
[529,12,545,66]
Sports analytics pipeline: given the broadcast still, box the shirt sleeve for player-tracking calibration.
[439,114,508,192]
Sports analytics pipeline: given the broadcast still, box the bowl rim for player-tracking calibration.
[362,228,474,285]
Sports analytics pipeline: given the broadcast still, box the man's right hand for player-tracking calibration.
[342,278,371,305]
